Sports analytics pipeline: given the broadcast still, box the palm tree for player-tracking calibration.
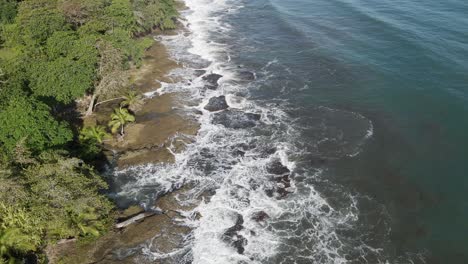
[79,125,110,144]
[108,108,135,136]
[120,91,144,113]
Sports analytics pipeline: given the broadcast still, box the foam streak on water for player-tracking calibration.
[109,0,399,263]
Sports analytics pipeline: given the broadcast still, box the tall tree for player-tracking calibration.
[15,0,68,46]
[28,32,98,104]
[0,96,73,155]
[104,0,135,32]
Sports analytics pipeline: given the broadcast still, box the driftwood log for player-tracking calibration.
[115,212,156,229]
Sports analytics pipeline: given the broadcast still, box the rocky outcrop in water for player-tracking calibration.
[212,110,261,129]
[204,95,229,112]
[222,214,247,254]
[266,160,290,175]
[251,211,269,222]
[202,73,223,90]
[194,69,207,77]
[275,174,292,198]
[238,71,255,81]
[265,160,293,198]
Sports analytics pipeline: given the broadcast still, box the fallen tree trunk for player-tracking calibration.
[115,212,156,229]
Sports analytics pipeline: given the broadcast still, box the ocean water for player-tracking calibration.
[110,0,468,263]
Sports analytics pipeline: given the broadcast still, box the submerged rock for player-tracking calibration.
[238,71,255,81]
[251,211,269,222]
[194,69,206,77]
[233,149,246,157]
[265,188,274,197]
[223,214,247,254]
[204,95,229,112]
[202,73,223,90]
[212,110,261,129]
[310,157,328,166]
[320,204,331,214]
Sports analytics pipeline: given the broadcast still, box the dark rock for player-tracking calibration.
[320,204,331,214]
[233,150,245,157]
[204,95,229,112]
[275,174,292,198]
[275,175,291,186]
[251,211,269,222]
[223,214,247,254]
[194,69,206,77]
[202,73,223,90]
[186,148,216,174]
[231,142,255,156]
[212,110,261,129]
[264,173,293,199]
[238,71,255,81]
[264,147,277,155]
[259,146,277,158]
[265,188,274,197]
[236,142,256,151]
[266,160,290,175]
[193,110,203,115]
[248,179,260,190]
[277,189,290,198]
[225,214,244,235]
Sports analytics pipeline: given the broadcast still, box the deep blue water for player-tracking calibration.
[227,0,468,262]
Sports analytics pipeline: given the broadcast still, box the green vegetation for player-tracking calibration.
[120,90,144,112]
[0,96,72,155]
[0,0,178,262]
[80,125,110,144]
[108,107,135,135]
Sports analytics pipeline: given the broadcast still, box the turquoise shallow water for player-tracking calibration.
[227,0,468,262]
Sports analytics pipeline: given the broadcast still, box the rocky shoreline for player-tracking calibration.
[49,8,276,262]
[47,35,200,264]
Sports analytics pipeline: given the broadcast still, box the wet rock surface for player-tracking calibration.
[320,204,331,214]
[275,174,292,198]
[222,214,247,254]
[187,148,216,174]
[194,69,206,77]
[204,95,229,112]
[212,110,261,129]
[251,211,269,222]
[264,160,293,198]
[116,206,146,223]
[264,173,293,199]
[266,160,290,175]
[202,73,223,90]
